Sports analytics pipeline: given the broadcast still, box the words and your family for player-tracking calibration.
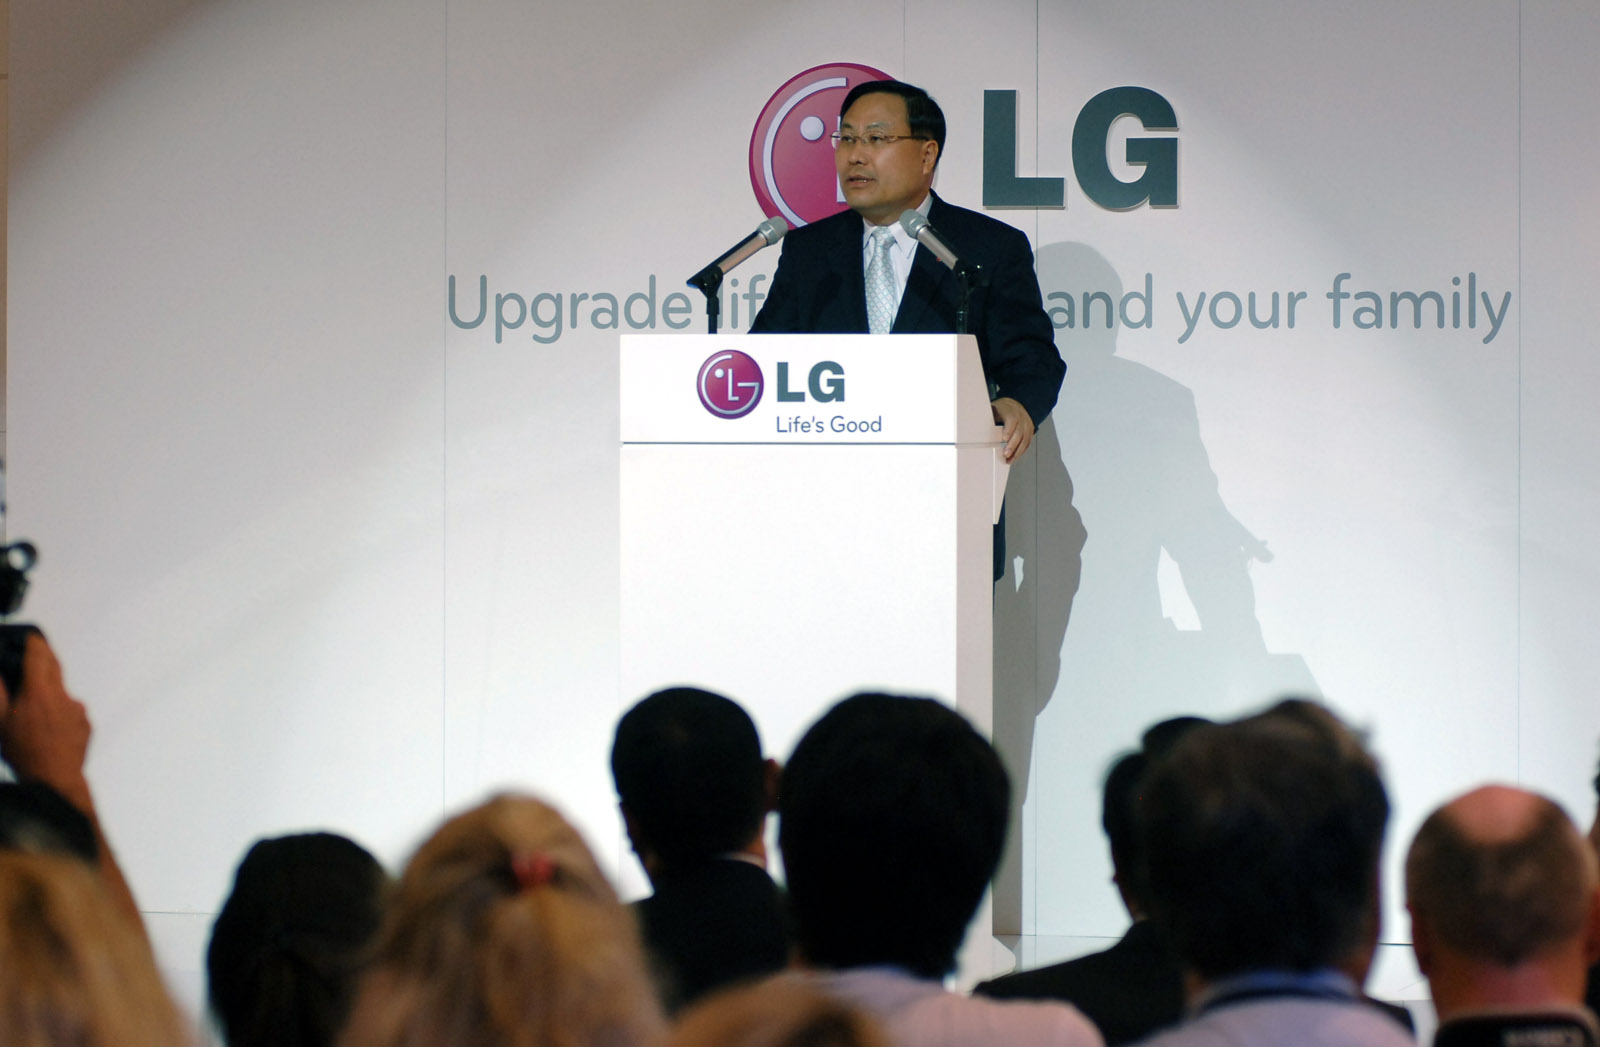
[1051,272,1513,345]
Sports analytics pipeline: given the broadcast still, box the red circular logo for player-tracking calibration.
[697,350,765,419]
[749,63,892,228]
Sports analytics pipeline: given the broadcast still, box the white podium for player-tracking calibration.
[619,332,1007,755]
[619,332,1015,983]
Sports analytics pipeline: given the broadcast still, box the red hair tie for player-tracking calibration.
[511,853,558,891]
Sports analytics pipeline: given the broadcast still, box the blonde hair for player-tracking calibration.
[667,977,889,1047]
[0,851,188,1047]
[340,793,665,1047]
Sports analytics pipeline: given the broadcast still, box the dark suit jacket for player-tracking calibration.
[633,858,789,1014]
[750,193,1065,427]
[974,919,1185,1046]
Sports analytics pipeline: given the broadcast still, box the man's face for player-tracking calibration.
[835,92,939,226]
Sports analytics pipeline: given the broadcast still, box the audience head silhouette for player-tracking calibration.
[611,686,772,875]
[338,793,665,1047]
[778,692,1009,979]
[1101,715,1213,918]
[1141,698,1389,980]
[1406,784,1600,1019]
[208,832,389,1047]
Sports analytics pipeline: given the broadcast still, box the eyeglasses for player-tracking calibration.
[831,131,929,151]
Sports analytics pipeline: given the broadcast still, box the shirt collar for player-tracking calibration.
[859,191,933,258]
[1190,968,1361,1017]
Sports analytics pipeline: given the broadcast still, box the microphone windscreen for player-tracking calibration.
[899,210,929,239]
[758,215,789,244]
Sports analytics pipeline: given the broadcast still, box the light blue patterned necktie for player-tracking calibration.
[865,226,897,335]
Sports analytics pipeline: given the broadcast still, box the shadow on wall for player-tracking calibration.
[992,241,1316,935]
[9,0,214,171]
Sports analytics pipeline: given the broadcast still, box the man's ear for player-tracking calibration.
[922,139,939,175]
[763,758,782,814]
[1583,885,1600,967]
[1408,904,1437,977]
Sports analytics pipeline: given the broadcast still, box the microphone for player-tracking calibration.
[901,210,985,335]
[898,210,976,275]
[688,216,788,294]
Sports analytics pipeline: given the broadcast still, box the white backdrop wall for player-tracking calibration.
[9,0,1599,1015]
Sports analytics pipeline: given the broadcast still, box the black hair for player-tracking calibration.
[0,781,98,862]
[778,693,1009,978]
[1141,715,1214,759]
[1101,716,1212,909]
[839,80,946,164]
[207,832,388,1047]
[611,687,767,867]
[1100,751,1148,899]
[1141,699,1389,979]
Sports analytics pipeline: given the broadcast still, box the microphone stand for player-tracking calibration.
[687,267,723,335]
[954,261,986,336]
[686,218,785,335]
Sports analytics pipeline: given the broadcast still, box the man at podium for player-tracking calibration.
[750,79,1064,467]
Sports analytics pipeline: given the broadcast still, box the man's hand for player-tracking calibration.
[991,397,1036,463]
[0,634,92,808]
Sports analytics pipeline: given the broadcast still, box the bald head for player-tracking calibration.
[1406,785,1599,968]
[1447,785,1568,840]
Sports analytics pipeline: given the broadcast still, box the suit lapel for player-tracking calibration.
[894,246,948,332]
[833,211,870,333]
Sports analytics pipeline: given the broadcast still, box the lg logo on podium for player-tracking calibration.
[697,352,846,420]
[697,351,764,418]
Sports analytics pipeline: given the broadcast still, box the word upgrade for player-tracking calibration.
[446,274,771,344]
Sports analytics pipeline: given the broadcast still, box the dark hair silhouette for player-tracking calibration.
[1142,700,1389,978]
[779,693,1008,978]
[1100,715,1213,909]
[611,687,767,867]
[207,832,388,1047]
[0,780,98,861]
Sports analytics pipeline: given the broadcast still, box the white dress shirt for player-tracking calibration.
[857,192,934,322]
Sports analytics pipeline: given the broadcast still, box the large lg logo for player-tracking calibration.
[750,65,1179,218]
[749,63,891,228]
[697,351,764,419]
